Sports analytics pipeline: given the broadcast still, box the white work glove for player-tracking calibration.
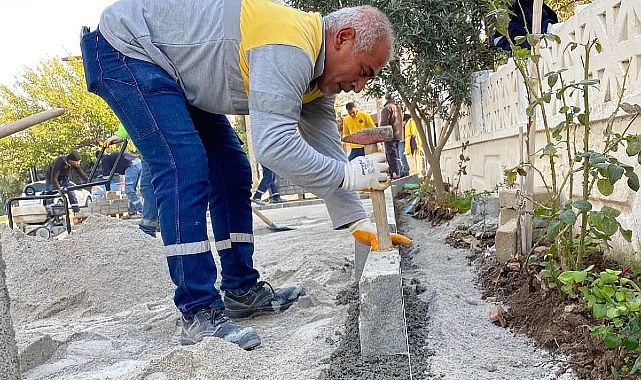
[341,153,389,191]
[348,219,413,251]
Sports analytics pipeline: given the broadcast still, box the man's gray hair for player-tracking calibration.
[324,6,395,58]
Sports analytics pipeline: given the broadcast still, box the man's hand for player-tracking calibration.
[341,153,389,191]
[348,219,412,251]
[102,135,124,148]
[59,187,68,194]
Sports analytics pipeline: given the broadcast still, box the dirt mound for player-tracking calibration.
[451,228,635,380]
[1,215,171,325]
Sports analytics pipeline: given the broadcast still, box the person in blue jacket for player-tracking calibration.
[492,0,558,52]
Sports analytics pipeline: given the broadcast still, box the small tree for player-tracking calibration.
[0,57,119,187]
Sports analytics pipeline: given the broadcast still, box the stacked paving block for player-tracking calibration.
[276,175,306,200]
[496,188,552,263]
[74,192,130,222]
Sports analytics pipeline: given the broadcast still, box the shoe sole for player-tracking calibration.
[224,298,297,320]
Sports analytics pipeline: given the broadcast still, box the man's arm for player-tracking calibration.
[103,125,129,147]
[75,166,89,183]
[50,158,63,190]
[298,97,368,229]
[246,44,345,199]
[364,112,376,128]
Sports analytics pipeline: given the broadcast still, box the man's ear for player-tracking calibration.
[333,27,356,49]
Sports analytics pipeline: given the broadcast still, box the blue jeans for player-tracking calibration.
[45,178,80,212]
[398,141,410,176]
[125,158,143,214]
[384,140,403,179]
[81,29,259,318]
[253,166,278,199]
[139,159,159,237]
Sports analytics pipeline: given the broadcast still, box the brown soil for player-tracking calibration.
[446,227,639,380]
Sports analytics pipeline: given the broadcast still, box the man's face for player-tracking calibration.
[69,160,81,167]
[347,107,358,117]
[318,27,390,96]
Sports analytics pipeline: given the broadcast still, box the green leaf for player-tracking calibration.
[559,209,577,225]
[601,283,617,295]
[533,206,549,217]
[588,154,606,165]
[558,270,589,284]
[547,72,558,88]
[546,220,562,239]
[578,113,588,126]
[620,227,632,242]
[597,179,614,196]
[626,135,641,156]
[624,336,639,350]
[600,217,619,236]
[526,105,535,117]
[606,306,623,319]
[593,303,608,319]
[626,170,640,191]
[577,79,600,87]
[599,269,621,284]
[607,164,624,183]
[572,199,592,211]
[603,334,622,349]
[542,143,557,156]
[601,206,621,218]
[532,216,548,228]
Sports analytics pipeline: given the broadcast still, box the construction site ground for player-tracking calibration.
[1,197,575,379]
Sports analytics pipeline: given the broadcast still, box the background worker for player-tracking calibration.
[403,114,425,176]
[82,0,411,351]
[251,165,285,205]
[103,126,159,236]
[379,93,405,179]
[100,150,143,218]
[45,150,88,213]
[342,102,376,160]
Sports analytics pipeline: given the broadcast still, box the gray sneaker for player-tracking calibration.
[224,281,305,319]
[180,308,261,350]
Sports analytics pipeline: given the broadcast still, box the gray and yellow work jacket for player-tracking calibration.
[99,0,367,228]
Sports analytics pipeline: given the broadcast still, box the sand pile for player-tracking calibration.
[2,215,171,325]
[1,205,354,379]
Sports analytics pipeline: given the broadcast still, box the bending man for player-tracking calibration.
[81,0,411,351]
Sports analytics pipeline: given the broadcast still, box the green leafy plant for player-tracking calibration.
[440,189,487,214]
[529,251,563,289]
[452,140,470,193]
[558,267,641,375]
[486,0,641,272]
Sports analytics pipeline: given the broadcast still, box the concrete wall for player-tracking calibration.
[439,0,641,258]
